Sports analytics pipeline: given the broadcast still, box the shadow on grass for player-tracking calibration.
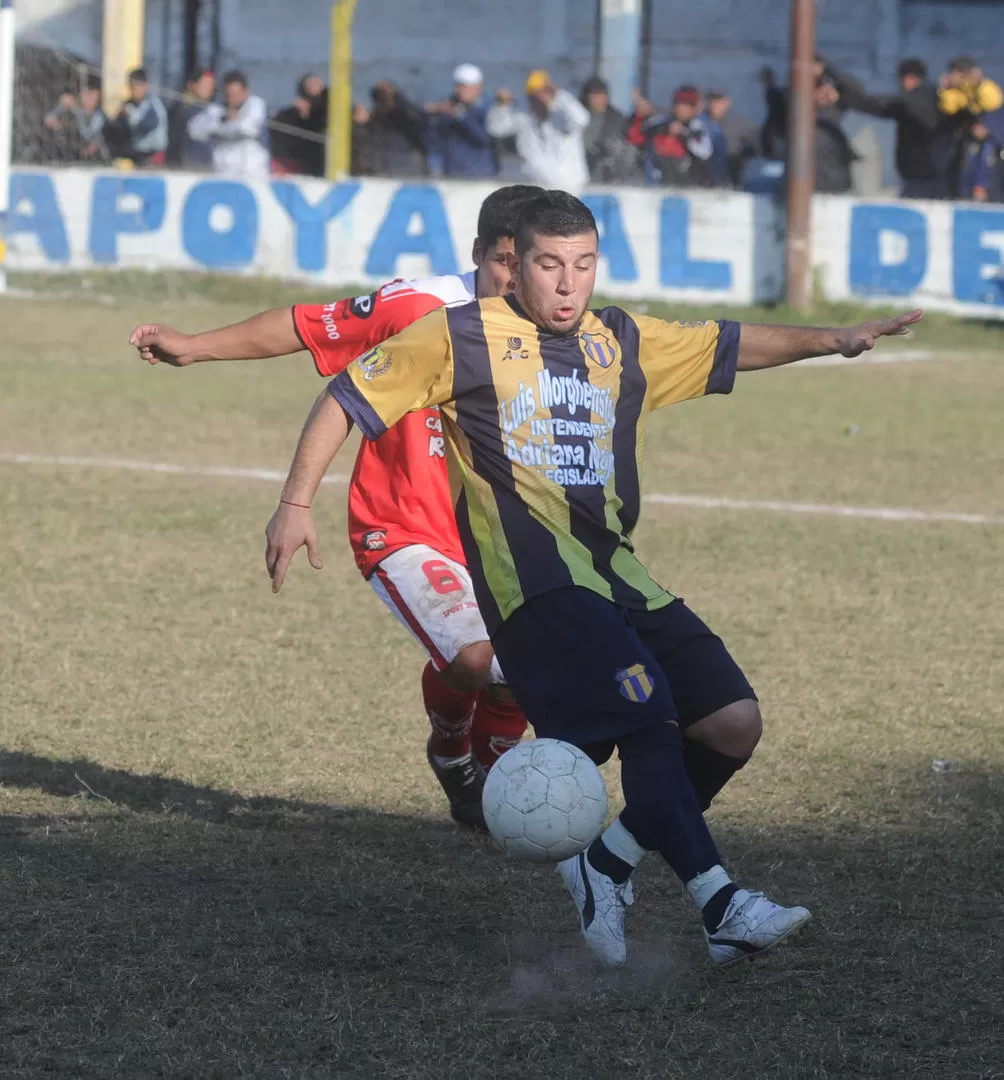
[0,749,371,827]
[1,751,1001,1080]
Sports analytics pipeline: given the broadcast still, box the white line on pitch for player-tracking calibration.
[797,349,938,367]
[0,453,340,486]
[644,492,1001,525]
[1,451,1001,526]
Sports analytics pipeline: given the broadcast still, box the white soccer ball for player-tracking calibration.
[481,738,609,862]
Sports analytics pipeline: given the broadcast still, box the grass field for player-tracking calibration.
[1,274,1002,1079]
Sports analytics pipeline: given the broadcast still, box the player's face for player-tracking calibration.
[472,237,517,298]
[513,231,598,334]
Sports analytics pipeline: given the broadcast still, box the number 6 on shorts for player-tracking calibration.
[422,559,464,595]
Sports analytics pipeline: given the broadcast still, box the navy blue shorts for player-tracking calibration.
[491,587,756,752]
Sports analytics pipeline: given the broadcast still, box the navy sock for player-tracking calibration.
[587,837,633,884]
[617,722,723,884]
[683,742,751,811]
[701,883,740,933]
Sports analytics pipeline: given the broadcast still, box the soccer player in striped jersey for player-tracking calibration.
[265,190,922,967]
[130,185,543,831]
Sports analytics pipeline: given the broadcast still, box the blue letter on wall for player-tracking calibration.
[849,205,927,295]
[580,194,637,282]
[271,181,360,272]
[182,181,258,268]
[659,197,731,290]
[89,176,166,264]
[365,186,457,277]
[7,172,70,262]
[953,207,1004,307]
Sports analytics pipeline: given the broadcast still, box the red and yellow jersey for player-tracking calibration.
[293,272,476,577]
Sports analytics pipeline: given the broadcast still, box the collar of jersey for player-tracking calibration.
[504,293,584,337]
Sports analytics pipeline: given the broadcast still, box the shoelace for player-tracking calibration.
[614,881,635,908]
[730,889,767,921]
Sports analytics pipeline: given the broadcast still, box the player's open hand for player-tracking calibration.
[129,324,198,366]
[265,503,323,593]
[834,309,924,358]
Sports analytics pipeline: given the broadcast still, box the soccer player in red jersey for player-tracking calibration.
[129,185,542,830]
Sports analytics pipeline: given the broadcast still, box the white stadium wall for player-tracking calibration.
[7,169,1004,317]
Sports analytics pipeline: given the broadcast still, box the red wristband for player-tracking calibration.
[280,499,311,510]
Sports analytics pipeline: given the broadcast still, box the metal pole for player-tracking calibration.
[161,0,172,89]
[326,0,358,180]
[594,0,603,75]
[0,0,15,295]
[102,0,146,117]
[785,0,816,312]
[638,0,652,98]
[211,0,221,75]
[183,0,199,76]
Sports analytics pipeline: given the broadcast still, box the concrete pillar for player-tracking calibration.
[598,0,641,115]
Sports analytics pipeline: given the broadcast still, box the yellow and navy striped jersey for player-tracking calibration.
[330,294,739,633]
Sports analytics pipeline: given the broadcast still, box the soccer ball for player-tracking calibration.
[481,738,609,862]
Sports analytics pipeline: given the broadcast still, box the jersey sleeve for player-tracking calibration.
[329,307,455,440]
[635,315,740,410]
[292,285,446,377]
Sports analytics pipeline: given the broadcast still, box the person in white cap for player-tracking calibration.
[425,63,497,178]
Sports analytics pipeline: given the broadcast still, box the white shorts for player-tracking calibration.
[369,544,505,683]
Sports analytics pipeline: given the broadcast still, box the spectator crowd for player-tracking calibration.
[41,52,1004,202]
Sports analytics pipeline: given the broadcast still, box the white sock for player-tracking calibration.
[685,864,733,910]
[600,817,648,868]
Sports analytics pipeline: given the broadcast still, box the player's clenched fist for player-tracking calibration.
[129,323,199,366]
[265,502,323,593]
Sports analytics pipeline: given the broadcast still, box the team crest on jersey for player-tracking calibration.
[615,663,655,703]
[580,331,615,368]
[502,336,529,362]
[357,345,392,380]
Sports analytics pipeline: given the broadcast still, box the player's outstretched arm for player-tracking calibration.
[129,308,304,367]
[265,389,352,594]
[736,309,923,371]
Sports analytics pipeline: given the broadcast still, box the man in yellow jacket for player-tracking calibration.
[940,56,1004,121]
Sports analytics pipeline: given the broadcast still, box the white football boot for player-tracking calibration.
[557,851,635,966]
[705,889,812,966]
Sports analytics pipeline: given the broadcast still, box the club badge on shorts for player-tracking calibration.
[580,331,615,368]
[615,663,654,703]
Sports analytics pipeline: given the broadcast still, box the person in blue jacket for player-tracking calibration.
[112,68,168,166]
[425,63,497,179]
[959,118,1003,201]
